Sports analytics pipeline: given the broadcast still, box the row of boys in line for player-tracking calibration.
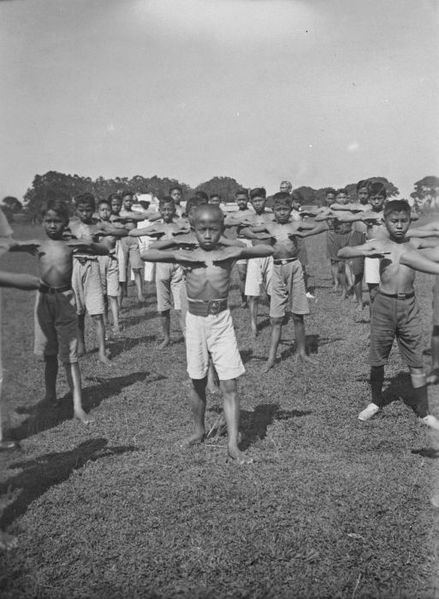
[5,185,439,463]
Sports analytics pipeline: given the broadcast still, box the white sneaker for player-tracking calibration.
[306,292,315,299]
[358,403,380,421]
[421,415,439,431]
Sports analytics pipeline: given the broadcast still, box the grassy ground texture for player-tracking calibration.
[0,224,439,598]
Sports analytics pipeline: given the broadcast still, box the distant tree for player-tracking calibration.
[410,176,439,210]
[196,176,243,203]
[293,186,317,205]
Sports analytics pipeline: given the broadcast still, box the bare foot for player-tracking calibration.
[158,338,170,349]
[74,409,95,424]
[98,353,111,365]
[180,432,205,448]
[263,359,275,373]
[427,369,439,385]
[227,446,254,464]
[0,531,18,551]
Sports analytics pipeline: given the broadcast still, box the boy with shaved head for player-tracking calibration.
[141,204,274,464]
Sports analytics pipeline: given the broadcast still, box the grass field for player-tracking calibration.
[1,224,439,598]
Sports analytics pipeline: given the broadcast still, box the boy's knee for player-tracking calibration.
[159,309,170,317]
[270,317,283,326]
[292,313,304,323]
[220,379,237,394]
[410,368,426,387]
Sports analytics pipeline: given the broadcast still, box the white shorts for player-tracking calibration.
[137,235,156,282]
[244,256,273,297]
[155,263,184,312]
[185,309,245,381]
[364,257,381,285]
[236,238,253,266]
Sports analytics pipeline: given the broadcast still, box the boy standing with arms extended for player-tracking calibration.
[130,197,188,346]
[338,200,439,429]
[30,196,99,423]
[69,193,111,364]
[246,193,326,371]
[141,204,274,464]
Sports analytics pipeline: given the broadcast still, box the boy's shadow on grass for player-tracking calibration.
[108,334,156,358]
[208,403,311,450]
[0,438,137,529]
[11,371,164,441]
[119,311,157,328]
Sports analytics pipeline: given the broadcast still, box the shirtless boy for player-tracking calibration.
[118,191,147,303]
[141,204,274,463]
[30,197,98,424]
[338,200,439,429]
[232,187,274,337]
[69,193,111,363]
[224,189,253,307]
[247,193,326,371]
[130,197,188,346]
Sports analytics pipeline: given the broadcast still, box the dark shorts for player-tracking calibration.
[369,292,423,368]
[346,230,366,277]
[433,276,439,326]
[326,230,351,262]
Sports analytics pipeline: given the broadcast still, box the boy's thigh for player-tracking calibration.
[170,266,184,310]
[106,257,119,297]
[396,299,424,368]
[290,261,309,315]
[432,276,439,326]
[34,293,58,357]
[128,241,143,271]
[55,291,79,363]
[82,260,105,316]
[185,312,210,379]
[269,266,289,319]
[98,255,109,295]
[206,311,245,381]
[245,257,264,296]
[369,294,397,366]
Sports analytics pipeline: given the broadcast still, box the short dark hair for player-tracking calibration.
[235,189,248,198]
[356,179,369,192]
[159,196,175,209]
[185,196,208,215]
[210,193,221,200]
[272,192,292,208]
[76,192,95,209]
[194,204,224,225]
[384,200,410,217]
[250,187,266,200]
[195,190,209,201]
[325,188,336,196]
[169,185,182,195]
[369,181,387,197]
[98,199,111,208]
[41,196,70,222]
[107,193,121,202]
[336,188,348,196]
[121,190,134,199]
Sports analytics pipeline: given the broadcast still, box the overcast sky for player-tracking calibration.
[0,0,438,199]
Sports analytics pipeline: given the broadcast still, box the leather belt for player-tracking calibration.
[379,290,415,299]
[39,282,72,294]
[187,298,228,316]
[273,258,298,265]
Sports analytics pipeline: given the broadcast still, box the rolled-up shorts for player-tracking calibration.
[34,290,78,363]
[364,257,381,285]
[270,260,310,319]
[155,263,184,312]
[98,254,119,297]
[369,292,423,368]
[121,236,143,272]
[244,255,273,297]
[236,238,253,266]
[72,258,105,316]
[185,309,245,380]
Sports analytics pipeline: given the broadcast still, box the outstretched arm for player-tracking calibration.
[67,240,109,255]
[407,222,439,238]
[338,240,388,259]
[401,246,439,274]
[295,222,328,237]
[129,224,164,237]
[0,271,40,290]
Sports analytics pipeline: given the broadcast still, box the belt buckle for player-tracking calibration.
[397,293,406,299]
[208,300,221,315]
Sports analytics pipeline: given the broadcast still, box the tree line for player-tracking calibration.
[1,172,438,223]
